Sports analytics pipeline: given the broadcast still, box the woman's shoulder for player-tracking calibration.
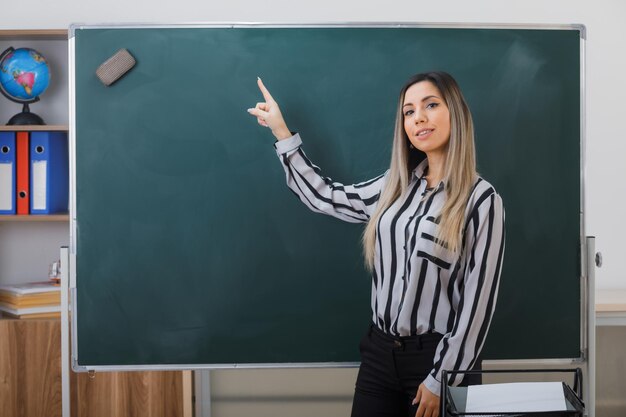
[466,176,503,212]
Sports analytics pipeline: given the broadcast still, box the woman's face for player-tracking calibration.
[403,81,451,159]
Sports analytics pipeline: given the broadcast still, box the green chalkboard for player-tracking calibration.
[72,25,582,367]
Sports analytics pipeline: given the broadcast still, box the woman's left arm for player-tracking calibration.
[422,187,506,398]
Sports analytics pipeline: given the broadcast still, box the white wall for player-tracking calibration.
[3,0,625,289]
[0,222,68,283]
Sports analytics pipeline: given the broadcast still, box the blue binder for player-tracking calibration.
[0,132,16,215]
[29,131,69,214]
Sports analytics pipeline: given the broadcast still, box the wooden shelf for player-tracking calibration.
[597,289,626,312]
[596,289,626,326]
[0,29,67,40]
[0,125,69,131]
[0,316,61,321]
[0,214,69,222]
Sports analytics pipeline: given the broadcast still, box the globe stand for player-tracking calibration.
[7,102,45,125]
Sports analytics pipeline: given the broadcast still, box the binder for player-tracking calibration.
[0,132,16,214]
[16,131,29,214]
[30,131,69,214]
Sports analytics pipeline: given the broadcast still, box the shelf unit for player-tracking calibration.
[0,30,72,417]
[0,29,192,417]
[0,28,71,285]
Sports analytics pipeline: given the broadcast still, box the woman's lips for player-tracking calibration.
[415,129,434,140]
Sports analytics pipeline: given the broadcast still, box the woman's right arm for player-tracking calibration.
[275,133,386,223]
[248,78,386,223]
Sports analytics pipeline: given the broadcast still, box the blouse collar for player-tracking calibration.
[413,158,446,191]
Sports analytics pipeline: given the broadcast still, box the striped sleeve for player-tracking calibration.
[274,133,386,224]
[423,188,506,395]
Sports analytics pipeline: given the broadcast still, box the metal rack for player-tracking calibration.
[441,368,585,417]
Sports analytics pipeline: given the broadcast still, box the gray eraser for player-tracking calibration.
[96,49,136,86]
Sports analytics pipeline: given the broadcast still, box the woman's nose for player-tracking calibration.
[414,111,426,124]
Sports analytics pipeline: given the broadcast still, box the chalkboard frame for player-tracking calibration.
[67,22,589,372]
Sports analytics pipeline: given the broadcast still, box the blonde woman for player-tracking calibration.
[248,71,505,417]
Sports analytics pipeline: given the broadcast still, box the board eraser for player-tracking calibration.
[96,49,136,86]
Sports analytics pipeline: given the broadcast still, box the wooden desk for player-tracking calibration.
[596,289,626,326]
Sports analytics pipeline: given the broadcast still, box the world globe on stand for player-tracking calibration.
[0,47,51,125]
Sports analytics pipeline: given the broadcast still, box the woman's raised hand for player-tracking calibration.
[247,78,292,141]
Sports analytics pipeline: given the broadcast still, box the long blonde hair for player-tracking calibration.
[363,72,477,270]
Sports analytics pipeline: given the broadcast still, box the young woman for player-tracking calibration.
[248,71,505,417]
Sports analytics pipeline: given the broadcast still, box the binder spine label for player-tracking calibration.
[0,163,13,211]
[32,160,47,211]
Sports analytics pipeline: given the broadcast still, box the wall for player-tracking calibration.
[2,0,624,290]
[2,2,624,416]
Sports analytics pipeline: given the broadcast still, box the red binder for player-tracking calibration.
[16,131,29,215]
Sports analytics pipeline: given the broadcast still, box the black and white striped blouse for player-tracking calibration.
[274,133,505,394]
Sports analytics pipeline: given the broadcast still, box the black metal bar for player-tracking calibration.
[441,370,449,417]
[443,368,581,376]
[574,368,583,399]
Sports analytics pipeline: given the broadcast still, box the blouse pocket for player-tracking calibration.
[414,217,456,270]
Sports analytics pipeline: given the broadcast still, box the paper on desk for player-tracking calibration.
[466,382,567,413]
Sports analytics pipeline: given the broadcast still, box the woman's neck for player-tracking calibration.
[425,153,445,188]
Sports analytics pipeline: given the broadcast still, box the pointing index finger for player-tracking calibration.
[257,77,274,102]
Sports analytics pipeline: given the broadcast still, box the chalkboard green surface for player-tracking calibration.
[73,26,581,367]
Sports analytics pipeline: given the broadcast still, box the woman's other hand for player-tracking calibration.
[247,77,292,141]
[413,383,440,417]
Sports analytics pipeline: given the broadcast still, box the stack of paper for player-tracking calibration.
[0,281,61,319]
[466,382,568,414]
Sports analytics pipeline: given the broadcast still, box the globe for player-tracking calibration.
[0,47,51,125]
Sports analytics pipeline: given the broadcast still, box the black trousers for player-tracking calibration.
[351,324,481,417]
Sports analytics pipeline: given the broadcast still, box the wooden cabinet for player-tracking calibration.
[0,319,191,417]
[71,369,190,417]
[0,319,62,417]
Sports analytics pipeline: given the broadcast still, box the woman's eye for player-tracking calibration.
[426,102,439,109]
[404,109,414,116]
